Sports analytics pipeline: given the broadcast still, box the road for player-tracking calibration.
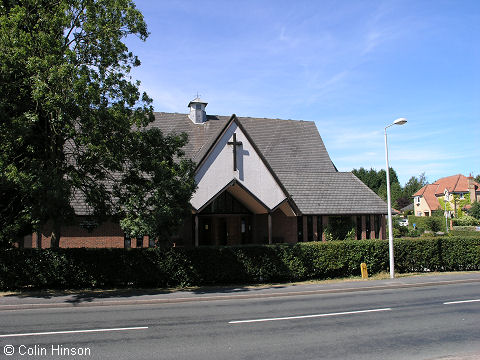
[2,276,480,359]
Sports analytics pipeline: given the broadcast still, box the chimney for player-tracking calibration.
[468,175,476,203]
[188,97,208,124]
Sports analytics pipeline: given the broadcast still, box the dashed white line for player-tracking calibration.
[444,299,480,305]
[229,308,392,324]
[0,326,149,338]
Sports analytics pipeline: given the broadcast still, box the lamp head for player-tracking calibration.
[393,118,407,126]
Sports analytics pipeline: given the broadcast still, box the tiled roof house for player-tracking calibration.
[27,98,388,248]
[413,174,480,216]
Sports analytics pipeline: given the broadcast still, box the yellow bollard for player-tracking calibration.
[360,262,368,279]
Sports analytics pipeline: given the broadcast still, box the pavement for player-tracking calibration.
[2,271,480,311]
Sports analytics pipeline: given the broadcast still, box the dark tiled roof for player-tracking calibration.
[150,112,337,172]
[276,171,387,214]
[151,112,387,215]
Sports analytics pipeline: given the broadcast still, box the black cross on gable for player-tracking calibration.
[227,133,243,171]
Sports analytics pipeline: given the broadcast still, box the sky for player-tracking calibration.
[125,0,479,185]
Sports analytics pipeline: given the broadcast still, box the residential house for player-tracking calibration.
[413,174,480,217]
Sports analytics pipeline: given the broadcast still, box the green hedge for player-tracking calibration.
[408,215,447,232]
[1,237,480,290]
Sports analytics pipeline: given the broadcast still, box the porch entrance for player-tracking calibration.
[196,191,253,246]
[198,215,252,246]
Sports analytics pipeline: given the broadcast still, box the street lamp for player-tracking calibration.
[385,117,407,279]
[444,192,449,234]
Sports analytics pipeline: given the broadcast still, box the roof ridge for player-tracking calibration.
[153,111,317,124]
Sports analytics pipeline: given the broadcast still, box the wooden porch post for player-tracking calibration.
[361,215,367,240]
[381,216,386,240]
[370,215,376,239]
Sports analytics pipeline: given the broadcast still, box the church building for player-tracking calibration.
[26,97,388,248]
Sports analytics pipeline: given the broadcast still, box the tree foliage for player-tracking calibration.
[0,0,196,247]
[469,202,480,220]
[352,168,427,210]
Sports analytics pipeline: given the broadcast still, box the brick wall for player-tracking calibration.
[272,210,297,243]
[34,220,125,248]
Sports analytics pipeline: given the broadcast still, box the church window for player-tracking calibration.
[307,216,313,242]
[124,234,131,249]
[317,216,323,241]
[202,191,251,214]
[356,216,362,240]
[136,236,143,248]
[374,215,380,239]
[366,216,371,239]
[149,237,155,248]
[297,216,303,242]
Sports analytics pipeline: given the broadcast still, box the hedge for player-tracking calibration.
[408,215,447,232]
[1,237,480,290]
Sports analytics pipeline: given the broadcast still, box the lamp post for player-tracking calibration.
[385,118,407,279]
[444,193,449,234]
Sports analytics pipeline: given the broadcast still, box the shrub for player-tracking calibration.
[424,217,443,232]
[451,226,479,233]
[324,216,355,240]
[469,202,480,220]
[407,228,422,237]
[408,215,447,232]
[1,237,480,290]
[393,221,409,237]
[452,215,480,226]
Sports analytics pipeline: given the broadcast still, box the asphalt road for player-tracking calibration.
[2,277,480,359]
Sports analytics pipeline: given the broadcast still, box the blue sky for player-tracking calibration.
[126,0,479,185]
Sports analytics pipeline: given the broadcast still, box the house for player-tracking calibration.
[25,98,388,248]
[413,174,480,217]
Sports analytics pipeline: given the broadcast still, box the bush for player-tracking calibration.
[408,215,447,233]
[393,221,409,237]
[469,202,480,220]
[1,237,480,290]
[324,216,355,240]
[452,215,480,226]
[451,226,479,233]
[407,228,422,237]
[424,217,443,232]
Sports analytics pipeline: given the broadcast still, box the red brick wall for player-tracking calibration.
[272,210,297,243]
[36,220,125,248]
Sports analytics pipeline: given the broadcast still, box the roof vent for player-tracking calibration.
[188,96,208,124]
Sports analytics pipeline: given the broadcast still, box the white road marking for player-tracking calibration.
[229,308,392,324]
[0,326,149,338]
[444,299,480,305]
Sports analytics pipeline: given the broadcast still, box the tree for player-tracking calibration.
[0,0,196,247]
[352,168,429,210]
[352,167,403,208]
[396,173,428,209]
[469,202,480,220]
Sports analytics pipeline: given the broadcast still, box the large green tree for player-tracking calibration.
[396,173,428,209]
[0,0,196,247]
[352,168,426,210]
